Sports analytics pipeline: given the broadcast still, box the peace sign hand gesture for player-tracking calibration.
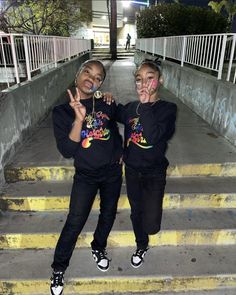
[67,88,86,122]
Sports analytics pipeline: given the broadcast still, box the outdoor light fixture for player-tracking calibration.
[130,1,149,6]
[122,1,131,8]
[101,15,107,20]
[123,17,128,22]
[123,0,149,8]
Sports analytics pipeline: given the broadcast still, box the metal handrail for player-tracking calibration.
[136,33,236,84]
[0,33,91,90]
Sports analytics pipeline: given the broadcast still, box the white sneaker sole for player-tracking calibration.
[131,261,143,268]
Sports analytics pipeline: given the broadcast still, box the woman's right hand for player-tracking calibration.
[67,88,86,122]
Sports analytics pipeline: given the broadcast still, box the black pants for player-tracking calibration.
[125,166,166,250]
[51,163,122,272]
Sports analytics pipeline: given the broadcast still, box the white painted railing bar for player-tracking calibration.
[0,37,9,87]
[23,35,31,81]
[9,34,20,84]
[218,35,227,80]
[227,34,236,81]
[136,33,236,83]
[0,33,91,89]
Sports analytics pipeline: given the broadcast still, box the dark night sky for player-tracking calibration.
[180,0,236,32]
[179,0,209,6]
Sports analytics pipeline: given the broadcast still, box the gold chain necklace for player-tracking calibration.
[92,90,103,118]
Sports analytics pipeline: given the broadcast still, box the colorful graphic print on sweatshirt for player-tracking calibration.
[127,117,153,149]
[81,111,110,148]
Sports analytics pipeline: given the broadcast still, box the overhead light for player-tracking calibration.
[122,1,131,8]
[101,15,107,20]
[123,17,128,22]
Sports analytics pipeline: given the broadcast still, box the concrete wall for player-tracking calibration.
[134,51,236,147]
[0,53,90,184]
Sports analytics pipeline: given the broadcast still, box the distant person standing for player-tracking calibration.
[125,33,131,50]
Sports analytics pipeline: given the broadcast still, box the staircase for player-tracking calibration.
[1,60,236,294]
[92,47,135,60]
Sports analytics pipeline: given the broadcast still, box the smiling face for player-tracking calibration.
[75,61,105,99]
[135,63,161,103]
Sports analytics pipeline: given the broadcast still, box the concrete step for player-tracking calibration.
[4,162,236,182]
[92,52,134,60]
[0,246,236,294]
[92,48,135,52]
[2,177,236,211]
[1,208,236,249]
[29,291,236,295]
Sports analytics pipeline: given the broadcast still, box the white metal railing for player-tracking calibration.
[0,33,91,90]
[136,33,236,84]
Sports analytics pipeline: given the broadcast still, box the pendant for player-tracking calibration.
[94,90,103,99]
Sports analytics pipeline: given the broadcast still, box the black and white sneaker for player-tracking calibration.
[131,248,149,268]
[50,270,64,295]
[92,249,110,272]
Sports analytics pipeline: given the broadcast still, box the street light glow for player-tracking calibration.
[122,1,131,8]
[131,1,149,6]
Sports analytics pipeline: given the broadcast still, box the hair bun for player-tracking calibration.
[142,58,161,67]
[154,58,161,66]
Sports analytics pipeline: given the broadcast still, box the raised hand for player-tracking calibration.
[67,88,86,122]
[138,79,158,103]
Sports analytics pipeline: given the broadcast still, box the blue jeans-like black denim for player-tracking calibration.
[125,166,166,250]
[51,163,122,272]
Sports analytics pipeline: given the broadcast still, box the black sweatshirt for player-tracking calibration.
[52,97,123,171]
[116,100,177,172]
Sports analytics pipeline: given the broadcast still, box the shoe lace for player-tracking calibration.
[135,248,147,257]
[99,250,107,259]
[95,249,111,262]
[53,271,64,286]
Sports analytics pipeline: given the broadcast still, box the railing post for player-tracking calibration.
[163,37,166,60]
[233,68,236,84]
[152,38,155,56]
[68,38,71,61]
[226,34,236,82]
[181,36,186,67]
[53,37,57,68]
[218,34,227,80]
[10,34,20,84]
[0,37,10,87]
[145,39,147,53]
[23,35,31,81]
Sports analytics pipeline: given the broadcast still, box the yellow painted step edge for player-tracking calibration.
[1,274,236,294]
[2,193,236,211]
[4,162,236,182]
[1,229,236,249]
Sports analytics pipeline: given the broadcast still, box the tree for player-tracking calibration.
[208,0,226,13]
[208,0,236,31]
[107,0,117,60]
[0,1,16,32]
[136,3,228,38]
[2,0,91,36]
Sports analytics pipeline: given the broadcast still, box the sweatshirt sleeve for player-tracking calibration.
[115,103,126,124]
[52,107,79,159]
[139,102,177,145]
